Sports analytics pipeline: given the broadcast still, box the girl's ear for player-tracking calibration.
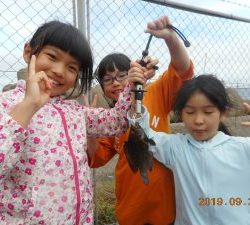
[23,43,32,63]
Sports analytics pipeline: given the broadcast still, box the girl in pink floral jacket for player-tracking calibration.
[0,21,146,225]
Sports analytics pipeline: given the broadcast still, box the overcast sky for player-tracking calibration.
[1,0,250,91]
[164,0,250,20]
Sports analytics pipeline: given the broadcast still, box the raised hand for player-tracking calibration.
[138,56,159,80]
[25,55,52,110]
[9,55,52,128]
[128,61,146,88]
[82,94,98,107]
[145,15,191,75]
[145,16,175,40]
[128,56,159,88]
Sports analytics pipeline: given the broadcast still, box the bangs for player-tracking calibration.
[43,25,90,70]
[104,60,116,72]
[30,21,93,72]
[110,54,130,72]
[102,53,130,73]
[103,58,129,72]
[95,53,131,83]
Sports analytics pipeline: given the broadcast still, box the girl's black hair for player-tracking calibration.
[173,74,232,135]
[94,53,131,87]
[29,20,93,98]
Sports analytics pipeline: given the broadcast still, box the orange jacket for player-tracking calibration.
[90,62,194,225]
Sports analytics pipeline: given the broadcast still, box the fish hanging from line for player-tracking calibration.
[123,33,156,186]
[124,122,155,185]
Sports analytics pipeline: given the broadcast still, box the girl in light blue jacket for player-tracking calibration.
[129,75,250,225]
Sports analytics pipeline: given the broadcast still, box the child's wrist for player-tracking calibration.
[9,101,37,128]
[22,98,41,114]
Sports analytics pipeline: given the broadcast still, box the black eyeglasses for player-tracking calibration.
[101,72,128,85]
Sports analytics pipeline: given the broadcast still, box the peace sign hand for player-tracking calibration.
[9,55,52,127]
[25,55,52,111]
[82,94,98,107]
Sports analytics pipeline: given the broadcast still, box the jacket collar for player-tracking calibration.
[186,131,230,149]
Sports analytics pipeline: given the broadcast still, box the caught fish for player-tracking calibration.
[124,122,155,185]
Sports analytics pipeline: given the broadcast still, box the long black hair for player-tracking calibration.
[29,20,93,97]
[173,74,232,135]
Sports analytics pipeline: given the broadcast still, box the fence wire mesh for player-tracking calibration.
[1,0,250,224]
[1,0,250,95]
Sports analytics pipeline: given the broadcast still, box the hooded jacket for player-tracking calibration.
[132,110,250,225]
[0,80,131,225]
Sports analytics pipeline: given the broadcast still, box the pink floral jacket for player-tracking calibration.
[0,80,131,225]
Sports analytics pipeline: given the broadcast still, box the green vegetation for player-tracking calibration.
[94,179,117,225]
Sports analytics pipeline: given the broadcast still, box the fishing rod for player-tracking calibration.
[132,24,191,115]
[125,25,191,185]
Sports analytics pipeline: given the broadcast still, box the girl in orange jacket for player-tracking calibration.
[89,16,194,225]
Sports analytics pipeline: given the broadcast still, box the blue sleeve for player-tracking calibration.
[128,107,176,168]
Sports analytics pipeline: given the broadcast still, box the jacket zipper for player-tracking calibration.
[53,104,81,225]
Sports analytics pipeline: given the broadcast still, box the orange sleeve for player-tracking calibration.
[88,137,117,168]
[146,60,194,114]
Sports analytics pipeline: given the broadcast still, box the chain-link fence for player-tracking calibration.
[1,0,250,224]
[1,0,250,95]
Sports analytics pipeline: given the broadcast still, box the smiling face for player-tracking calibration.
[181,91,225,141]
[102,67,129,101]
[24,44,80,97]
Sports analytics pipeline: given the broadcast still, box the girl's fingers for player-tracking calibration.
[132,57,159,70]
[129,66,143,73]
[243,102,250,112]
[82,94,98,107]
[36,72,52,90]
[135,59,141,64]
[129,57,158,82]
[128,73,146,85]
[241,121,250,127]
[241,102,250,126]
[147,16,169,30]
[129,67,152,81]
[45,78,52,90]
[144,69,156,80]
[28,55,36,78]
[27,56,51,90]
[130,61,141,68]
[146,58,159,69]
[91,94,98,107]
[154,20,165,29]
[82,95,90,107]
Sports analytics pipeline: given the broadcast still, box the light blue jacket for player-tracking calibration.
[129,110,250,225]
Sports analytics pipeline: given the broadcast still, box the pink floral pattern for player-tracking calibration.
[0,80,131,224]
